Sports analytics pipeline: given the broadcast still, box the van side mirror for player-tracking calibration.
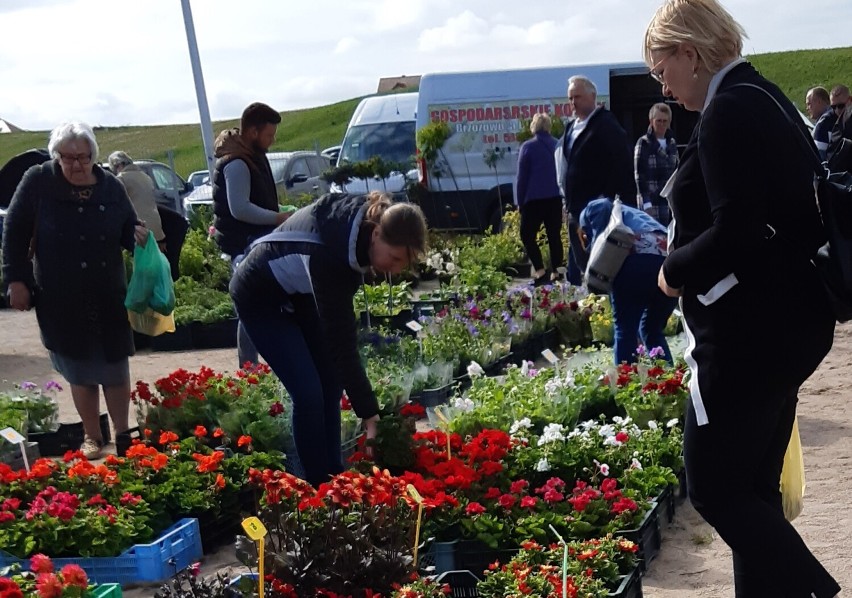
[289,173,309,185]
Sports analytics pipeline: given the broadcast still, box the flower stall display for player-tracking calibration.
[0,459,155,559]
[133,364,291,454]
[444,363,583,439]
[0,381,61,435]
[0,555,102,598]
[613,351,689,427]
[477,536,639,598]
[246,467,422,596]
[580,294,614,346]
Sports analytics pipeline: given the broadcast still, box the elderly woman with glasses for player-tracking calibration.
[2,122,148,459]
[645,1,838,596]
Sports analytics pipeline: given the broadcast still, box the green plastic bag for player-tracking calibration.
[125,231,175,316]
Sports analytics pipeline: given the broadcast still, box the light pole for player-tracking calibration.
[180,0,216,180]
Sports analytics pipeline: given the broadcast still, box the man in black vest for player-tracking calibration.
[212,102,289,367]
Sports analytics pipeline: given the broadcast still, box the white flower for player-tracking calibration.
[630,458,643,470]
[509,417,533,435]
[520,360,530,376]
[633,450,640,457]
[598,424,615,438]
[666,418,680,429]
[612,416,624,425]
[536,457,552,472]
[451,397,475,413]
[537,423,565,446]
[580,420,597,431]
[647,420,658,430]
[602,435,619,447]
[466,361,485,378]
[599,463,610,476]
[444,262,456,274]
[563,370,576,388]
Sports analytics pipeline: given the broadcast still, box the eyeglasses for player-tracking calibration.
[649,51,675,84]
[832,103,846,111]
[58,153,92,165]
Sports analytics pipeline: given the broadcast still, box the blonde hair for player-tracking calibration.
[643,0,746,74]
[649,102,672,120]
[363,191,428,260]
[530,113,552,134]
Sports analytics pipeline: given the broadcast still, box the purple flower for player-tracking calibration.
[483,308,492,318]
[44,381,63,392]
[19,381,38,391]
[466,323,479,336]
[635,344,647,356]
[520,308,532,320]
[649,346,665,359]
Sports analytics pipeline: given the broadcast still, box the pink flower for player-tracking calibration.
[35,572,63,598]
[465,502,486,515]
[520,496,538,509]
[29,554,53,574]
[615,431,629,444]
[497,494,516,510]
[509,479,529,494]
[59,564,87,588]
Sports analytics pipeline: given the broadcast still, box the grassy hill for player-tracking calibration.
[2,46,850,179]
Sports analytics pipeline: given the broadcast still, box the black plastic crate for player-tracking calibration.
[619,502,662,574]
[435,570,480,598]
[192,318,238,349]
[610,566,644,598]
[150,323,193,352]
[29,413,112,457]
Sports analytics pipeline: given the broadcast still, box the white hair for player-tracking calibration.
[108,151,133,172]
[47,122,99,162]
[568,75,597,98]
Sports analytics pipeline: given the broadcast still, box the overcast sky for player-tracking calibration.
[1,0,849,131]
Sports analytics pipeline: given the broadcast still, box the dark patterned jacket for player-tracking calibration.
[2,160,137,360]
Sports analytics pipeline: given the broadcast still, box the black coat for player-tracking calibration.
[665,62,834,417]
[559,108,635,218]
[2,161,137,361]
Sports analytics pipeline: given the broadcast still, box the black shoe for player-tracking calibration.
[115,427,142,457]
[531,272,550,287]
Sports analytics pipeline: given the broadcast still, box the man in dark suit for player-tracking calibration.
[556,75,635,284]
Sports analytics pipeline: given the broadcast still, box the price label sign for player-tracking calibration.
[541,349,559,364]
[407,484,424,505]
[0,427,25,444]
[241,516,268,541]
[406,320,423,333]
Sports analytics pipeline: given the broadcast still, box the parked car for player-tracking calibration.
[321,145,342,162]
[183,151,331,214]
[187,169,210,188]
[102,158,193,214]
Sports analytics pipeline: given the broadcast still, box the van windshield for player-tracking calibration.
[339,121,416,167]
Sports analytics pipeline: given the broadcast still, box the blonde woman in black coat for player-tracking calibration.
[645,1,838,596]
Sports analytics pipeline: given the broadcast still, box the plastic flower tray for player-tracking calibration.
[435,570,481,597]
[0,518,202,587]
[92,584,123,598]
[28,413,111,457]
[618,501,662,574]
[609,566,644,598]
[0,441,39,470]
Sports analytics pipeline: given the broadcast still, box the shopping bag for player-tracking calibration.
[128,308,176,336]
[780,416,805,521]
[125,231,175,315]
[585,199,634,294]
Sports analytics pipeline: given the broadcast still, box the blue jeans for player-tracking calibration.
[610,253,677,364]
[233,293,343,486]
[230,255,259,368]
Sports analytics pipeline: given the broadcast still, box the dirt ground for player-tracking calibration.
[1,308,850,596]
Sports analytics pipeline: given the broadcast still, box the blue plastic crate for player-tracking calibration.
[0,518,202,587]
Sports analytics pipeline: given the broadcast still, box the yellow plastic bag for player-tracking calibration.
[780,416,805,521]
[128,308,176,337]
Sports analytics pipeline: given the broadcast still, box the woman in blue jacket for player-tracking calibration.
[580,197,676,364]
[515,113,563,285]
[230,191,427,486]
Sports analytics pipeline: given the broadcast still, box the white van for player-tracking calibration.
[332,92,418,199]
[414,62,661,231]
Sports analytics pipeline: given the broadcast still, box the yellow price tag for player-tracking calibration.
[241,516,268,541]
[407,484,424,505]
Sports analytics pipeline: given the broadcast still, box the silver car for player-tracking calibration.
[183,151,330,214]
